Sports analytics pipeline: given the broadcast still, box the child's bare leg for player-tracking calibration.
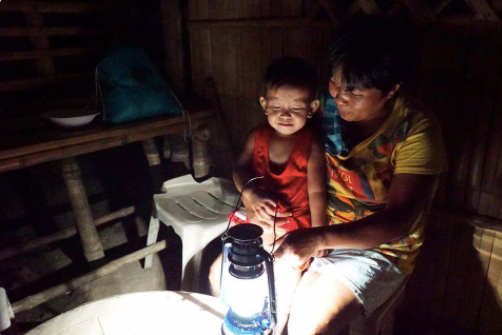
[209,254,223,296]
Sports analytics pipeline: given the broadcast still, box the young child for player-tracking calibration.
[209,57,327,335]
[229,56,327,249]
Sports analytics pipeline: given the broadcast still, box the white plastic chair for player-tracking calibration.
[0,288,16,335]
[144,174,241,291]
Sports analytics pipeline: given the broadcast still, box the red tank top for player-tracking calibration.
[252,124,314,233]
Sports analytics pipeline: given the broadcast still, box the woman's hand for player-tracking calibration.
[273,228,324,267]
[312,249,332,258]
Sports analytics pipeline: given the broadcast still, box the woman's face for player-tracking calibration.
[328,67,399,123]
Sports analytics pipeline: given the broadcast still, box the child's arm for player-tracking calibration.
[233,131,291,227]
[307,137,327,228]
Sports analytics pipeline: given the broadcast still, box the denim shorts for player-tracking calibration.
[309,249,406,317]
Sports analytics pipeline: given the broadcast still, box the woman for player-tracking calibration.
[274,19,447,334]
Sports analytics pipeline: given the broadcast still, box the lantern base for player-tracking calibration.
[222,310,272,335]
[221,323,272,335]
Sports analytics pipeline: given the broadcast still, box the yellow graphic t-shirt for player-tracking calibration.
[326,95,447,274]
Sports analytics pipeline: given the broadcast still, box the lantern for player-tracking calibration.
[219,224,277,335]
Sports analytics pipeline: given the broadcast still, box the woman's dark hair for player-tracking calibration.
[262,56,317,99]
[329,17,417,94]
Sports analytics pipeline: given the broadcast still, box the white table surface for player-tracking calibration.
[25,291,229,335]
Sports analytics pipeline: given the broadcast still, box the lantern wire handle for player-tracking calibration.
[222,176,280,259]
[223,175,265,238]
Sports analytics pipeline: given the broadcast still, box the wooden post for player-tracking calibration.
[61,157,105,262]
[159,0,186,97]
[192,127,211,179]
[142,138,164,194]
[0,205,139,263]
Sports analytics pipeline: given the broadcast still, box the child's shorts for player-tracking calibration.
[309,249,406,317]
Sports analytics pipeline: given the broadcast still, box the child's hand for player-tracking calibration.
[248,190,291,225]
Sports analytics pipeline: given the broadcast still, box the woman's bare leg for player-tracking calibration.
[273,259,302,335]
[287,270,364,335]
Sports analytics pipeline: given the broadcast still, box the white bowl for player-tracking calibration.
[47,109,100,128]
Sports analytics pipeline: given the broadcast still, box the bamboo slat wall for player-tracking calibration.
[186,1,502,334]
[0,0,111,117]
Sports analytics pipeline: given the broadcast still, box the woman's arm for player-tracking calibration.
[275,173,438,264]
[307,138,327,228]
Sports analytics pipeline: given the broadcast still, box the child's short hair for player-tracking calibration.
[262,57,317,100]
[329,17,416,94]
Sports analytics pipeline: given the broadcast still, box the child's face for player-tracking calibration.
[259,86,319,137]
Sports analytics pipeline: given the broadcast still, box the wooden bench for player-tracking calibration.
[0,108,215,263]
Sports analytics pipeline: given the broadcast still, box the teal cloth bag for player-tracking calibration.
[97,46,182,124]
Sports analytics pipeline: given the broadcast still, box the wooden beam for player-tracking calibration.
[434,0,454,15]
[0,73,93,93]
[465,0,501,22]
[387,2,406,17]
[0,109,213,161]
[0,206,140,263]
[0,48,99,61]
[0,115,212,173]
[187,18,332,30]
[306,0,323,22]
[0,2,105,13]
[491,0,502,12]
[358,0,382,15]
[400,0,438,22]
[319,0,342,26]
[346,1,362,20]
[0,27,101,37]
[11,239,173,314]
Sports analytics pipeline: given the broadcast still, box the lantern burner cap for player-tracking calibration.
[228,224,263,242]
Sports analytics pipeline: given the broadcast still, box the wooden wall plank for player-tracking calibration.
[454,227,493,331]
[0,73,93,93]
[491,0,502,11]
[160,0,186,96]
[441,218,482,326]
[240,29,262,99]
[290,0,304,17]
[188,0,197,20]
[0,48,99,61]
[477,231,502,335]
[478,34,502,218]
[397,216,451,326]
[426,216,461,320]
[434,0,453,14]
[465,0,501,22]
[24,9,55,76]
[0,27,101,37]
[0,2,105,13]
[466,27,502,214]
[444,22,488,209]
[358,0,381,14]
[400,0,438,22]
[455,227,486,331]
